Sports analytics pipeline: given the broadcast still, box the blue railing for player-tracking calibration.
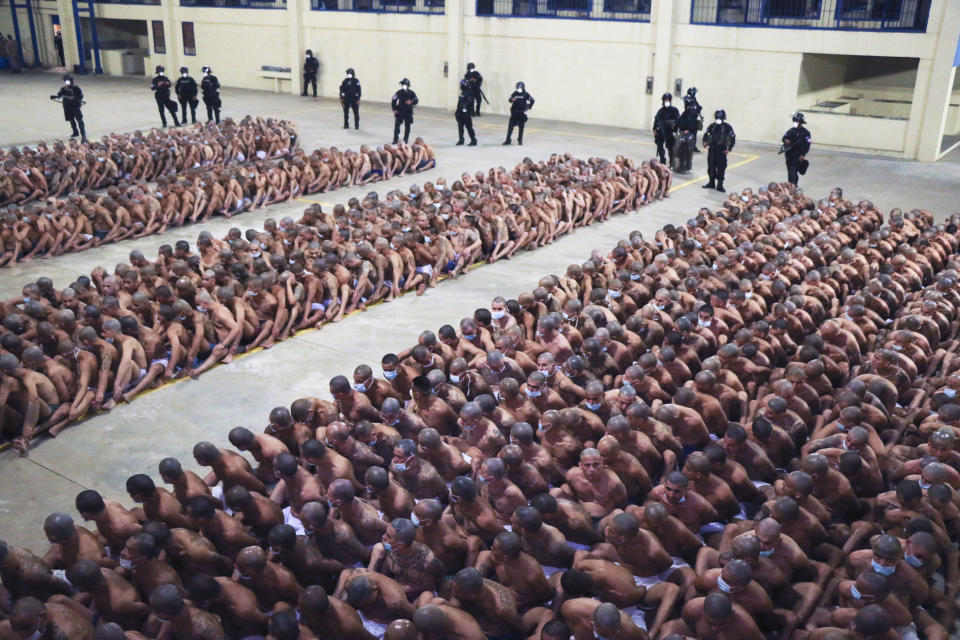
[690,0,929,31]
[180,0,286,7]
[476,0,650,20]
[311,0,445,12]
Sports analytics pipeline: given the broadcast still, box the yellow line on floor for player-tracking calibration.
[669,154,761,193]
[294,197,336,206]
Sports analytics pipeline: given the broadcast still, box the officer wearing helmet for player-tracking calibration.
[781,112,811,186]
[200,66,221,124]
[702,109,735,192]
[464,62,484,116]
[455,79,478,146]
[504,81,534,146]
[175,66,199,124]
[51,74,86,141]
[303,49,320,97]
[653,92,680,168]
[150,65,180,128]
[339,67,361,129]
[391,78,419,144]
[683,87,703,151]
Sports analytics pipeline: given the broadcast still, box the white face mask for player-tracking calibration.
[664,101,671,107]
[348,72,354,78]
[182,72,187,77]
[791,122,799,128]
[158,71,165,76]
[715,118,723,125]
[64,80,71,85]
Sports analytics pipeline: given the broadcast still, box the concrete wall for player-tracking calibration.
[3,0,958,159]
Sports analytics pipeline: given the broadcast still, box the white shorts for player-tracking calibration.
[699,522,726,535]
[415,265,433,276]
[621,606,649,631]
[631,557,688,588]
[359,612,388,638]
[283,506,306,535]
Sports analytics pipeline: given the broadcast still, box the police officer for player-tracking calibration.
[653,92,680,168]
[455,79,477,146]
[782,112,811,186]
[200,66,221,124]
[51,73,86,141]
[339,67,361,129]
[464,62,483,116]
[391,78,418,144]
[175,66,199,125]
[302,49,319,98]
[684,87,703,151]
[675,99,700,174]
[702,109,736,192]
[503,81,534,146]
[150,65,180,128]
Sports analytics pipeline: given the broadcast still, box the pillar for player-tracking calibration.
[913,0,960,161]
[287,0,304,95]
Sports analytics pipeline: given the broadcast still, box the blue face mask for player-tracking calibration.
[382,541,392,551]
[382,369,397,380]
[905,554,924,568]
[849,584,862,600]
[585,401,602,411]
[526,388,542,398]
[449,373,461,383]
[717,575,733,593]
[759,548,775,557]
[871,559,896,576]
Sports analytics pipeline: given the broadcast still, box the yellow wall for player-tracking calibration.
[4,0,958,159]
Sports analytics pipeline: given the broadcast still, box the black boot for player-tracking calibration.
[702,181,715,189]
[502,139,511,145]
[456,139,464,146]
[468,139,477,146]
[716,182,725,192]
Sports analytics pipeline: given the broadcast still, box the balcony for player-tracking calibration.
[690,0,930,31]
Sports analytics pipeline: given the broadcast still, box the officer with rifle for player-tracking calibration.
[51,73,86,141]
[781,112,811,186]
[653,92,680,168]
[702,108,736,192]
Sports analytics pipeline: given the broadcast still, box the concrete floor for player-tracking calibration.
[1,70,959,552]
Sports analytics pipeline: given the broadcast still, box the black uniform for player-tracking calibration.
[55,83,85,139]
[175,74,199,124]
[465,68,483,115]
[391,87,418,144]
[653,104,680,167]
[505,89,534,145]
[675,107,700,174]
[782,125,811,186]
[339,75,361,129]
[303,54,320,97]
[151,74,180,127]
[683,94,703,149]
[455,92,477,145]
[201,74,221,124]
[703,120,736,190]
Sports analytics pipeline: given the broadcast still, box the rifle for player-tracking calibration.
[479,88,489,105]
[50,95,86,105]
[778,140,794,155]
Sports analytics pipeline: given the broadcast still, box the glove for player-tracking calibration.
[50,95,58,100]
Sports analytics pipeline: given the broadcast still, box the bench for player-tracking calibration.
[257,65,292,93]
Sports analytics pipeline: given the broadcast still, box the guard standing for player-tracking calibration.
[175,66,199,125]
[781,112,811,186]
[653,92,680,168]
[702,109,736,192]
[51,74,86,141]
[391,78,418,144]
[302,49,319,98]
[150,65,180,128]
[339,68,361,129]
[684,87,703,151]
[455,79,477,146]
[503,81,534,146]
[675,100,700,174]
[464,62,484,116]
[200,66,221,124]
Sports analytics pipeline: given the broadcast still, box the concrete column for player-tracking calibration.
[649,0,678,116]
[161,0,180,74]
[287,0,304,96]
[55,0,79,70]
[445,0,464,109]
[913,0,960,161]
